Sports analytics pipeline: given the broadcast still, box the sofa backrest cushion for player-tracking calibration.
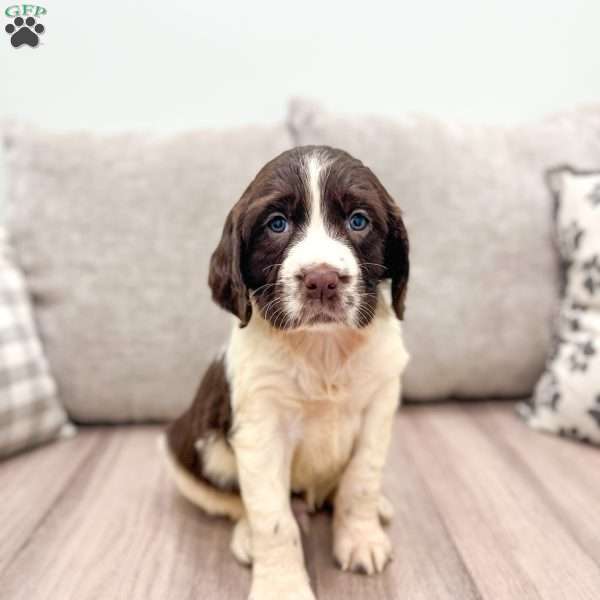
[289,100,600,400]
[3,123,292,422]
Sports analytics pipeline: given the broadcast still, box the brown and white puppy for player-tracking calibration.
[161,146,410,600]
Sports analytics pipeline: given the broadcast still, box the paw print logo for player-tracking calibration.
[5,16,45,48]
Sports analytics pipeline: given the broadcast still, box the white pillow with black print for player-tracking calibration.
[520,166,600,444]
[0,229,72,458]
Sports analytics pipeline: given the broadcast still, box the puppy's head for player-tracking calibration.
[209,146,409,329]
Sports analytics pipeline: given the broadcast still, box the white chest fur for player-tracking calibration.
[226,291,409,507]
[288,396,362,508]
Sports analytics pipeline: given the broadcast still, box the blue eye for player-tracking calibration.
[348,211,369,231]
[267,214,288,233]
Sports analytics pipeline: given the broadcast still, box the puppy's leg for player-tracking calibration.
[333,378,400,575]
[231,408,315,600]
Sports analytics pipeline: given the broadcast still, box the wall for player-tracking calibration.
[1,0,600,209]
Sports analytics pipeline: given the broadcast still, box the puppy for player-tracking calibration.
[161,145,410,600]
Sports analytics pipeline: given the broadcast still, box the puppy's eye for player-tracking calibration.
[267,214,289,234]
[348,211,369,232]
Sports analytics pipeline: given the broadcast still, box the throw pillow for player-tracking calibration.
[0,228,70,457]
[520,167,600,444]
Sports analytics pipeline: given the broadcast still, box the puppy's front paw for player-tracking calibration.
[333,518,392,575]
[248,572,315,600]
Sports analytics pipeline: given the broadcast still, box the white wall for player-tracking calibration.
[3,0,600,129]
[2,0,600,206]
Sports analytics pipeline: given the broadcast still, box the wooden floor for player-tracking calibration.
[2,402,600,600]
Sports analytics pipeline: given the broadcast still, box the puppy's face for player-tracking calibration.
[209,146,409,329]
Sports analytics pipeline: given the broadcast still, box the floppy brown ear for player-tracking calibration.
[384,200,410,320]
[208,208,252,327]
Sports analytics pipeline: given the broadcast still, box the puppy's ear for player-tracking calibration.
[208,208,252,327]
[384,199,410,320]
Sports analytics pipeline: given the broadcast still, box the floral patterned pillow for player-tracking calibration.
[520,167,600,444]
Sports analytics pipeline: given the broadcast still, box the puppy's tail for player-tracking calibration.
[158,433,244,521]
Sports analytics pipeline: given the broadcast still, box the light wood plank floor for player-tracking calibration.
[2,402,600,600]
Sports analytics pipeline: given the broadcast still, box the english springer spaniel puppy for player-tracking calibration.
[161,145,410,600]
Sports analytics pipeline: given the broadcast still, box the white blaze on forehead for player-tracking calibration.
[282,152,359,278]
[306,154,324,230]
[279,151,361,323]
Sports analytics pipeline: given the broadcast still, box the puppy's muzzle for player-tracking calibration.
[296,264,352,318]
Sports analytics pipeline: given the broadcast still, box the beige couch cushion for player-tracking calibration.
[289,100,600,400]
[3,123,292,422]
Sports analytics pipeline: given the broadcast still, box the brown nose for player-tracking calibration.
[303,267,340,301]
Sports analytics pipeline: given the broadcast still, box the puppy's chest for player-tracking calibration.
[270,341,379,507]
[287,385,363,509]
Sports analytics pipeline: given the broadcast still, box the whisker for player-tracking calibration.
[262,263,283,274]
[272,305,289,329]
[353,298,376,325]
[263,297,284,322]
[360,262,387,270]
[352,290,377,297]
[270,301,288,326]
[250,282,279,298]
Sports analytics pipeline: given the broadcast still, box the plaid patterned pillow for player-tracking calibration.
[0,229,71,458]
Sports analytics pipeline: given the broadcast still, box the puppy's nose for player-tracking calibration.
[303,267,340,301]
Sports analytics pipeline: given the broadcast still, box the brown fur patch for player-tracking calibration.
[166,355,235,489]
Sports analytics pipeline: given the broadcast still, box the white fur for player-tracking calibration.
[197,433,239,489]
[164,289,408,599]
[226,289,408,599]
[280,153,360,326]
